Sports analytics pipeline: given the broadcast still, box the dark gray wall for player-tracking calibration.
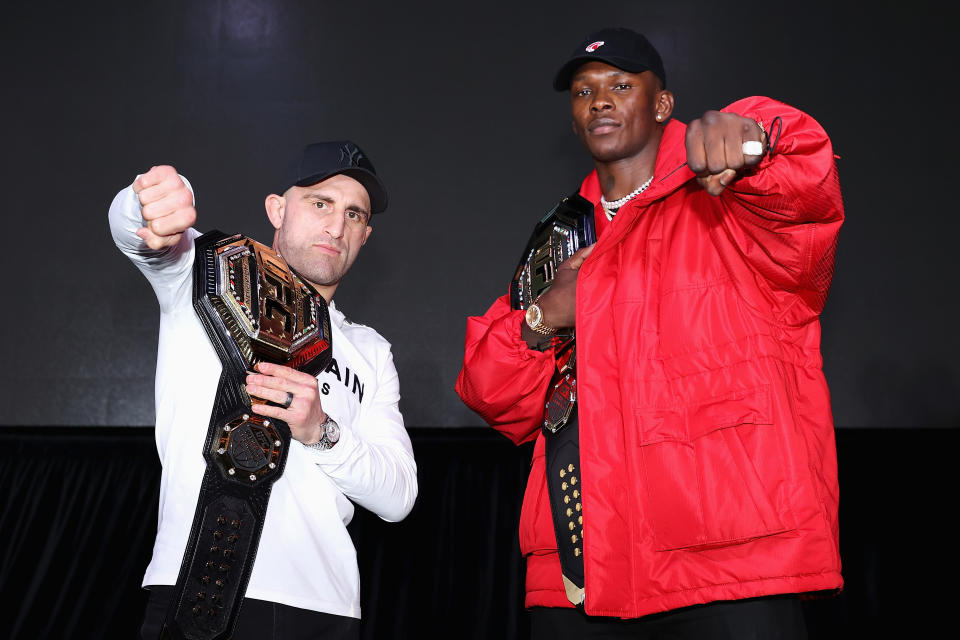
[1,0,956,428]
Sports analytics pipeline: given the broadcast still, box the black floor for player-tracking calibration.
[0,426,954,639]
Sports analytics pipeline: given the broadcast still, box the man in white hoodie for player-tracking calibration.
[109,140,418,640]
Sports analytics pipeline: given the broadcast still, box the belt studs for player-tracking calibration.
[558,462,585,560]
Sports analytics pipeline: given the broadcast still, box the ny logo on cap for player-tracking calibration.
[585,41,605,52]
[339,143,364,168]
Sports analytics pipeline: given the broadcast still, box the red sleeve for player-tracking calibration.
[722,96,843,225]
[717,96,845,315]
[454,294,556,445]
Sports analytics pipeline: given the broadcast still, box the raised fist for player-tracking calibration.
[685,111,766,196]
[132,165,197,249]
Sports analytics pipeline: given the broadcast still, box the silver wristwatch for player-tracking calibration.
[306,417,340,451]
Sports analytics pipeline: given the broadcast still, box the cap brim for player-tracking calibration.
[293,167,389,215]
[553,55,652,91]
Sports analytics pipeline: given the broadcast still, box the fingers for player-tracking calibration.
[685,118,708,176]
[244,404,290,426]
[702,113,732,175]
[246,364,311,400]
[136,226,182,250]
[139,180,193,218]
[133,165,180,194]
[686,111,765,195]
[688,111,738,175]
[245,383,291,407]
[245,364,318,405]
[696,170,737,197]
[562,244,596,270]
[145,205,196,235]
[246,363,328,443]
[686,112,765,174]
[536,244,595,330]
[724,118,763,170]
[132,165,196,243]
[138,170,190,217]
[246,373,314,398]
[135,205,195,249]
[254,362,318,384]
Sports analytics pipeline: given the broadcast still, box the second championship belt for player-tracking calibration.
[160,231,333,640]
[510,193,595,606]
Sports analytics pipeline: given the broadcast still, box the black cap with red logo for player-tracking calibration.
[553,27,667,91]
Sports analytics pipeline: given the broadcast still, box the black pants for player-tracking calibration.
[530,595,807,640]
[140,585,360,640]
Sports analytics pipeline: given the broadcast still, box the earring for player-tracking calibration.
[656,114,662,121]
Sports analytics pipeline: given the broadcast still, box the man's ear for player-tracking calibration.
[655,90,675,122]
[264,193,285,230]
[361,224,373,247]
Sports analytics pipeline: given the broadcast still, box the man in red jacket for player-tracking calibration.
[456,27,843,638]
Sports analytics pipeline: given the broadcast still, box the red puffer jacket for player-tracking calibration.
[456,96,844,618]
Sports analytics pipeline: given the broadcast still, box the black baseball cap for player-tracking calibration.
[553,27,666,91]
[284,140,389,214]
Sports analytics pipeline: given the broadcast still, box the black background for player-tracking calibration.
[1,0,956,429]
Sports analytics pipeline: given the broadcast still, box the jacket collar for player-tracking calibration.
[579,119,696,263]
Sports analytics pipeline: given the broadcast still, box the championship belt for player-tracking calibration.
[510,194,594,606]
[160,231,333,640]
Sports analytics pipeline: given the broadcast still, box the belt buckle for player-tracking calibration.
[543,372,576,435]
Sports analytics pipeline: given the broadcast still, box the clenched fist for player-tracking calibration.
[685,111,767,196]
[132,165,197,249]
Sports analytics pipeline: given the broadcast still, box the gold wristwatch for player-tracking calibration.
[525,298,557,335]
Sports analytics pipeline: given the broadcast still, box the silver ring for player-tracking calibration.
[742,140,764,156]
[281,391,294,409]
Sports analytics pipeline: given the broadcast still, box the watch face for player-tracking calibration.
[525,304,542,328]
[324,419,340,443]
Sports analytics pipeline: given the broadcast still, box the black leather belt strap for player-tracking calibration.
[160,231,332,640]
[542,345,585,607]
[161,391,286,640]
[544,411,585,605]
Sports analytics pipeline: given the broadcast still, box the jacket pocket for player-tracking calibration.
[635,384,794,551]
[518,437,558,556]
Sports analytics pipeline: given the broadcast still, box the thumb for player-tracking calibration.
[133,166,162,194]
[696,169,738,196]
[567,243,596,269]
[136,226,179,250]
